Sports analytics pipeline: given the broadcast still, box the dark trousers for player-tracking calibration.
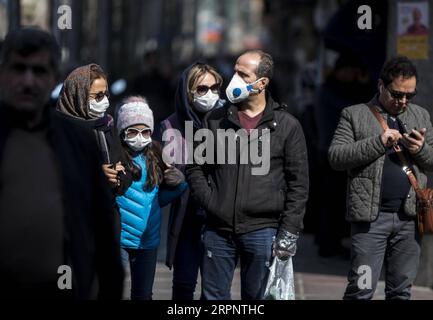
[121,247,158,300]
[172,213,204,300]
[201,227,276,300]
[344,211,421,300]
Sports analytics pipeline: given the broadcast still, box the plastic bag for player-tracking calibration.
[263,256,295,300]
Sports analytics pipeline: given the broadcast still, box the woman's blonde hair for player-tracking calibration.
[186,63,223,104]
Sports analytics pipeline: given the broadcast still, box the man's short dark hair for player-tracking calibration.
[244,49,274,80]
[0,28,61,73]
[379,56,418,87]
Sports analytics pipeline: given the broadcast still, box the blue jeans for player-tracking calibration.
[201,227,277,300]
[121,247,158,300]
[344,211,421,300]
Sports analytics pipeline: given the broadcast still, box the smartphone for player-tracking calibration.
[402,122,418,138]
[409,127,418,138]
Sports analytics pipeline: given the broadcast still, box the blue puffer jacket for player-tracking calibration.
[116,154,187,250]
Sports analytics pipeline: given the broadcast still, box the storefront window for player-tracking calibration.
[21,0,50,31]
[0,0,8,40]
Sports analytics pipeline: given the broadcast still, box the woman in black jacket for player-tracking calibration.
[160,62,225,300]
[56,63,132,196]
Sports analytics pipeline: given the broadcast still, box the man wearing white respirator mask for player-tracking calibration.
[225,71,265,105]
[186,50,309,300]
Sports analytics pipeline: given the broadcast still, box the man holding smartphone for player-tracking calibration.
[329,56,433,300]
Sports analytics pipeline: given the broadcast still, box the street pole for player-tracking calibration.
[69,0,81,67]
[98,0,112,74]
[7,0,20,31]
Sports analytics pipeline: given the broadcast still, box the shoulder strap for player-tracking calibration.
[368,103,421,192]
[368,103,389,131]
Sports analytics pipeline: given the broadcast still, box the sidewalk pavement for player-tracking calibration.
[122,208,433,300]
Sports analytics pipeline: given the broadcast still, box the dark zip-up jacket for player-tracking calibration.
[0,104,124,299]
[186,94,309,235]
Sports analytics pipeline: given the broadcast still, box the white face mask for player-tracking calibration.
[193,91,220,113]
[124,134,152,152]
[225,73,262,104]
[88,96,110,118]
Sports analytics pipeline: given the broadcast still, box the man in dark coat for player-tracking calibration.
[186,50,309,300]
[0,28,123,299]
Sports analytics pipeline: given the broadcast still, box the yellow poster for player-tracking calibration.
[397,2,429,60]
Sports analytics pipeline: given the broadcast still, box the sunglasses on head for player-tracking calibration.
[193,83,221,97]
[89,90,110,102]
[386,87,417,100]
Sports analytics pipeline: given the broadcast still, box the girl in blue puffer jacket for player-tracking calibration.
[115,96,187,300]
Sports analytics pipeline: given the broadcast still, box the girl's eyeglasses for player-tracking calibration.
[125,127,151,139]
